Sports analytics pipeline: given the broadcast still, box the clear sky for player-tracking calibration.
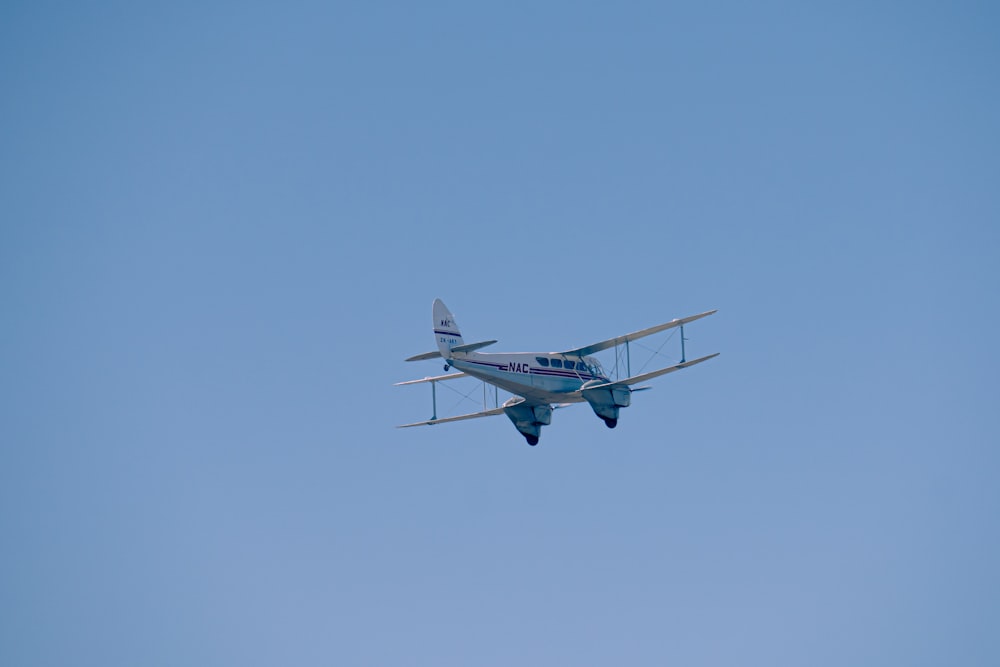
[2,2,998,665]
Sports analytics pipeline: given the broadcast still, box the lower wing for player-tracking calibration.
[397,405,508,428]
[569,353,720,395]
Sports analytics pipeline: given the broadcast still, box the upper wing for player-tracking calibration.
[397,405,508,428]
[570,353,720,394]
[560,310,717,357]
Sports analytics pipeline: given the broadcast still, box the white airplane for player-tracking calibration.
[397,299,719,446]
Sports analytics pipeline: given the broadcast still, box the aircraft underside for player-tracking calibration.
[451,360,627,445]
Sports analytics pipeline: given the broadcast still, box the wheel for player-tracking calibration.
[443,364,450,371]
[603,418,618,429]
[525,434,539,446]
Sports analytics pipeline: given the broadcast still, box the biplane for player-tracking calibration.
[397,299,718,446]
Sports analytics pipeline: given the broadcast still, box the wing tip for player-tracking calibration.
[681,351,721,366]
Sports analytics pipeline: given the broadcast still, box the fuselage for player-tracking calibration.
[448,351,610,404]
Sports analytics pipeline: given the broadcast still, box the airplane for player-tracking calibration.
[397,299,719,446]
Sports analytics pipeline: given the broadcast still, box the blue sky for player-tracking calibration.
[2,2,998,665]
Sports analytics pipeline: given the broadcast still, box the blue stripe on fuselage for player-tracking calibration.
[451,358,606,400]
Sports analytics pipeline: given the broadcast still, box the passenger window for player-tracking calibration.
[564,360,575,370]
[551,359,563,368]
[536,357,549,367]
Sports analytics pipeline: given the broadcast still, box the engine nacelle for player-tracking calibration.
[503,398,552,443]
[582,380,631,423]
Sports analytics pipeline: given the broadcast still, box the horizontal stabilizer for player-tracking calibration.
[405,350,442,362]
[450,339,498,354]
[561,310,718,357]
[394,372,468,386]
[398,405,507,428]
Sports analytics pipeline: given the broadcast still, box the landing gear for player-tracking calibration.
[525,434,539,446]
[602,418,618,429]
[443,364,450,371]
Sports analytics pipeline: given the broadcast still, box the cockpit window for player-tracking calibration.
[536,357,549,367]
[564,360,575,370]
[550,358,563,368]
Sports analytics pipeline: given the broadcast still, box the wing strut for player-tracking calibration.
[560,309,716,358]
[603,315,710,381]
[681,324,687,363]
[394,372,471,421]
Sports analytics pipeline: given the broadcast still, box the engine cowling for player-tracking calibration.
[581,380,631,423]
[503,398,552,443]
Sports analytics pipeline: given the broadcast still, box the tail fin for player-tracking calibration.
[433,299,465,357]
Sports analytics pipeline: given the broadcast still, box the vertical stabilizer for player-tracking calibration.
[433,299,465,357]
